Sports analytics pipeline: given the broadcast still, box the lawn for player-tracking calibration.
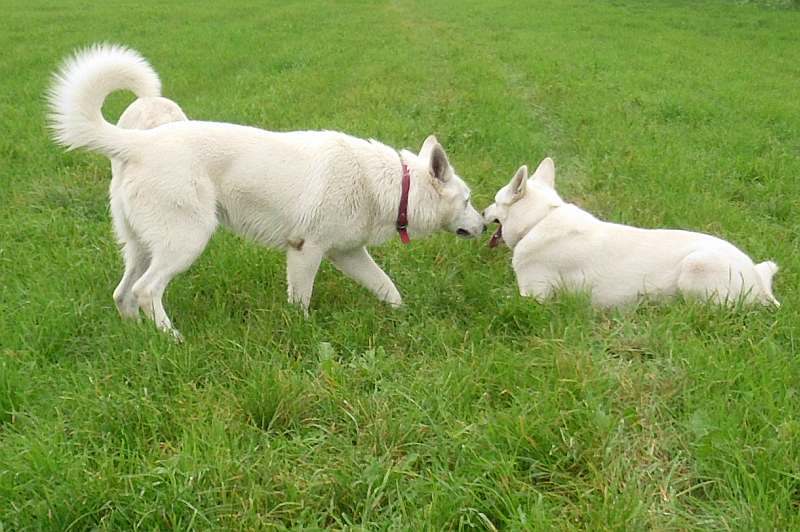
[2,0,799,529]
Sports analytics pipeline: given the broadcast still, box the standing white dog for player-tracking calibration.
[48,44,485,339]
[484,158,779,307]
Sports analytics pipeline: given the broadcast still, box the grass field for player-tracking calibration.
[2,0,800,529]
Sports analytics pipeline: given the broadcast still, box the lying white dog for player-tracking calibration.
[484,158,779,308]
[48,44,485,339]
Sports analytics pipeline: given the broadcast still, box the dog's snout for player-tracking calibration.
[456,228,470,237]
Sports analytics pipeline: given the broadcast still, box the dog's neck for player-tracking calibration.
[505,201,563,249]
[370,148,442,244]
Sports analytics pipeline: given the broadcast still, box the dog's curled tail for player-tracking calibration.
[47,44,161,159]
[754,260,780,307]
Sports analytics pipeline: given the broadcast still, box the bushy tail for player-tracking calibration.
[47,44,161,159]
[754,260,780,307]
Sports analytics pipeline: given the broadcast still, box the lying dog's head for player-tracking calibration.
[407,135,485,239]
[483,157,563,249]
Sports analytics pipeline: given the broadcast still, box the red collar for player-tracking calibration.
[396,161,411,244]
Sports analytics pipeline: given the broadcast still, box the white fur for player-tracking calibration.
[484,158,780,308]
[48,44,161,158]
[109,96,189,332]
[48,44,485,339]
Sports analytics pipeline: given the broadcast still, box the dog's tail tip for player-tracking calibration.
[47,43,161,156]
[755,260,779,279]
[754,260,780,307]
[51,43,161,91]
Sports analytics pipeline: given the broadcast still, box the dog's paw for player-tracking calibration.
[114,295,140,320]
[383,290,403,308]
[161,326,184,343]
[386,294,404,309]
[171,330,184,343]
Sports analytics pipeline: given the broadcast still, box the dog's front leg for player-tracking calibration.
[286,242,325,314]
[518,277,554,303]
[327,247,402,307]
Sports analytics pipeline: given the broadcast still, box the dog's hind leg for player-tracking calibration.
[113,239,150,319]
[112,212,150,319]
[131,228,213,341]
[327,247,402,307]
[677,251,742,304]
[286,241,325,314]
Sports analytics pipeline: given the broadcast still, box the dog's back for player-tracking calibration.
[111,97,187,182]
[118,97,187,130]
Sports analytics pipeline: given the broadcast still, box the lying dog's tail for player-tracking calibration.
[754,260,780,307]
[47,44,160,159]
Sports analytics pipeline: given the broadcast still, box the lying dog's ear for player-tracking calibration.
[420,135,451,182]
[510,165,528,201]
[531,157,555,189]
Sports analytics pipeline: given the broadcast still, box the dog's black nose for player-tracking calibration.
[456,228,470,237]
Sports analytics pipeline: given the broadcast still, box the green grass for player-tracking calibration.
[2,0,799,529]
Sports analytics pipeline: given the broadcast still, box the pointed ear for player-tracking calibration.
[419,134,439,157]
[531,157,555,188]
[510,165,528,200]
[419,134,450,181]
[429,143,451,182]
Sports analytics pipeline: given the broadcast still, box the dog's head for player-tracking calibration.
[483,157,562,248]
[410,135,485,239]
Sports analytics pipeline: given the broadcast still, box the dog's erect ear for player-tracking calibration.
[430,144,451,182]
[510,165,528,201]
[531,157,555,189]
[420,135,451,182]
[419,134,439,157]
